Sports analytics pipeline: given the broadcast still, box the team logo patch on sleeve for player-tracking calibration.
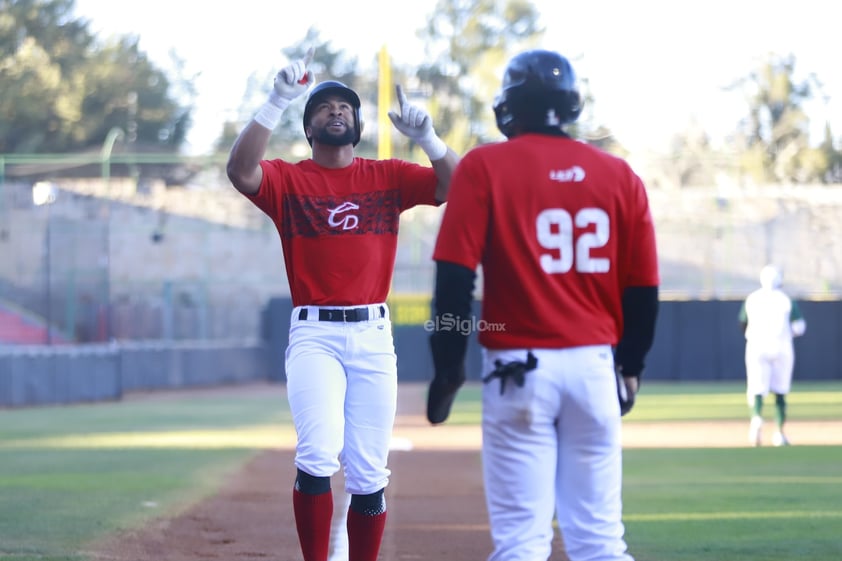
[282,190,401,238]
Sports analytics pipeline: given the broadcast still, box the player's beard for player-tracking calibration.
[310,123,355,147]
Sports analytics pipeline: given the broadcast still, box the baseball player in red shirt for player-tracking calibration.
[428,50,659,561]
[227,46,459,561]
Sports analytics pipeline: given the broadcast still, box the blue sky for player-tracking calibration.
[74,0,840,157]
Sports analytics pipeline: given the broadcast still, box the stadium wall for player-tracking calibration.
[0,340,270,407]
[263,297,842,384]
[2,298,838,408]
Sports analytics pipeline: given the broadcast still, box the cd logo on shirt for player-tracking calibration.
[327,201,360,230]
[549,166,585,183]
[281,191,400,238]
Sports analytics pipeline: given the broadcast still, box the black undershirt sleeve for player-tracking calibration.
[429,260,477,372]
[613,286,659,379]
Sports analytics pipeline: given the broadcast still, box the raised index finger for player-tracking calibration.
[394,84,407,107]
[302,47,315,66]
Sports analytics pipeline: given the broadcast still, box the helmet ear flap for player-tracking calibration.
[493,95,516,139]
[561,89,583,123]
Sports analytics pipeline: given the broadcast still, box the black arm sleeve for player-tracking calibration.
[614,286,659,378]
[429,260,477,372]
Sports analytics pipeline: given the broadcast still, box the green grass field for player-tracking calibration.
[624,446,842,560]
[443,380,842,424]
[1,381,840,560]
[0,392,293,561]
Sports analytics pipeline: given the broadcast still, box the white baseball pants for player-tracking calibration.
[745,339,795,402]
[481,345,633,561]
[285,304,397,495]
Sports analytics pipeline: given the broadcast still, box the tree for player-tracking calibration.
[0,0,192,155]
[414,0,544,152]
[820,123,842,183]
[726,53,838,184]
[649,126,732,190]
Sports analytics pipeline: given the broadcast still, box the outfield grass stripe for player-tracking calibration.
[787,392,842,403]
[634,476,842,484]
[626,510,842,522]
[640,392,842,404]
[0,426,297,450]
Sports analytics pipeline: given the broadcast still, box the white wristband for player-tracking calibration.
[417,134,448,161]
[253,100,288,130]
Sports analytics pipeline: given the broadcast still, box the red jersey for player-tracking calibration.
[248,157,439,306]
[433,134,659,349]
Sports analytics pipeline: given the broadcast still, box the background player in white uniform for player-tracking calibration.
[739,265,806,447]
[427,50,659,561]
[227,46,459,561]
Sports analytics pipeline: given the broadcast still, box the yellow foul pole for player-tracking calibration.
[378,45,392,160]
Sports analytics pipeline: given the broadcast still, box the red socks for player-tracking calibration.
[346,508,387,561]
[293,487,387,561]
[293,488,333,561]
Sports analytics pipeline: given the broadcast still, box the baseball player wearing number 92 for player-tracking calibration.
[427,49,660,561]
[226,46,459,561]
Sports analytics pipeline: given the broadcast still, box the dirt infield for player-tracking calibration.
[88,383,842,561]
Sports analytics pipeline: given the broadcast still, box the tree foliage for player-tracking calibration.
[0,0,191,154]
[414,0,544,150]
[727,53,838,184]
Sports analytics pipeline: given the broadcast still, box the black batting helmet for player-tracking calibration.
[493,50,582,139]
[302,80,362,146]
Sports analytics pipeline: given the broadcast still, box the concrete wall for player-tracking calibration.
[0,340,270,407]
